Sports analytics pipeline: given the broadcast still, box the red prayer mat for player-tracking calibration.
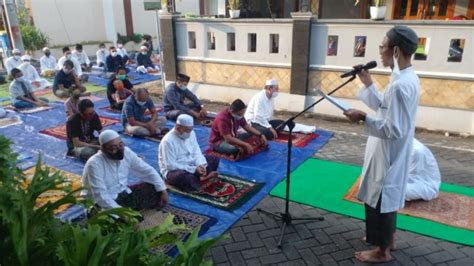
[40,116,120,140]
[274,132,319,148]
[33,88,52,96]
[206,135,269,161]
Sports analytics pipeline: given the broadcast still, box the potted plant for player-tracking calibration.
[370,0,386,20]
[228,0,241,19]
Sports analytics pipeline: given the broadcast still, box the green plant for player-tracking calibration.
[20,24,49,51]
[372,0,385,7]
[117,33,143,45]
[228,0,241,10]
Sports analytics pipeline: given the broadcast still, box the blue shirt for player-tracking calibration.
[121,96,155,127]
[163,83,202,112]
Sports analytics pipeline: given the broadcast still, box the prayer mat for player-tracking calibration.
[274,132,320,148]
[270,159,474,246]
[206,135,269,161]
[23,165,82,214]
[33,88,52,96]
[80,95,104,102]
[100,105,163,114]
[139,205,216,254]
[0,115,22,128]
[167,174,264,210]
[40,116,120,140]
[18,105,53,114]
[121,127,170,143]
[344,177,474,231]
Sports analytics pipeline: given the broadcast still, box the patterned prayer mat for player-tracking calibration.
[40,116,120,140]
[344,177,474,231]
[167,174,264,210]
[23,165,82,214]
[18,105,53,114]
[206,135,269,161]
[80,95,104,102]
[100,105,163,114]
[33,88,52,96]
[274,132,320,148]
[138,205,216,254]
[0,115,22,128]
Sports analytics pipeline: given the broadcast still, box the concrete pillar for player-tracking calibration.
[102,0,117,43]
[3,0,24,51]
[160,13,177,82]
[289,12,313,95]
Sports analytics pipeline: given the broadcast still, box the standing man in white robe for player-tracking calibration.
[6,49,22,75]
[406,139,441,201]
[343,25,420,263]
[18,55,51,91]
[39,47,57,77]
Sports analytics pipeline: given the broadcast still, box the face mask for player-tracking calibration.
[100,48,105,52]
[111,52,117,57]
[179,131,191,140]
[22,61,30,65]
[272,91,279,98]
[45,52,51,57]
[118,44,123,48]
[232,114,243,120]
[117,74,126,80]
[16,77,25,82]
[107,148,124,160]
[179,85,187,91]
[63,68,72,74]
[66,54,72,59]
[390,49,401,83]
[141,51,147,55]
[137,100,147,106]
[14,55,21,60]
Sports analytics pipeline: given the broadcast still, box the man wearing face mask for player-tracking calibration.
[18,55,52,91]
[106,46,124,73]
[72,44,92,71]
[159,114,220,192]
[57,47,83,79]
[6,49,22,76]
[122,88,167,137]
[136,46,159,74]
[53,60,88,98]
[82,130,169,210]
[106,67,134,110]
[9,68,49,109]
[343,26,420,263]
[96,43,109,68]
[66,99,102,160]
[244,79,284,140]
[40,47,57,77]
[116,41,130,65]
[163,73,207,121]
[210,99,267,158]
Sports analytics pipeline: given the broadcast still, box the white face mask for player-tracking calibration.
[111,52,118,57]
[23,61,30,65]
[179,131,191,140]
[66,54,72,59]
[117,44,123,48]
[137,100,147,106]
[272,91,279,98]
[14,55,21,60]
[390,51,401,83]
[63,68,72,74]
[16,77,25,82]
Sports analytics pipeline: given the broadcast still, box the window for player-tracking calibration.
[270,34,279,53]
[188,31,196,49]
[353,36,366,57]
[447,39,465,62]
[327,35,338,56]
[248,33,257,52]
[414,37,429,61]
[227,32,235,51]
[207,32,216,50]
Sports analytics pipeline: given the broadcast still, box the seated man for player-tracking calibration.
[136,46,159,74]
[159,114,219,192]
[113,81,132,107]
[209,99,267,158]
[406,139,441,201]
[82,130,169,210]
[96,43,109,68]
[121,88,166,137]
[163,73,207,120]
[72,43,92,71]
[58,46,87,83]
[64,89,81,118]
[18,55,51,91]
[66,99,102,161]
[9,68,48,109]
[6,49,22,75]
[53,60,88,98]
[39,47,57,77]
[245,79,284,140]
[105,46,124,73]
[116,41,130,65]
[106,67,134,110]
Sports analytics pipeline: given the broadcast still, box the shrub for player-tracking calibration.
[20,24,49,51]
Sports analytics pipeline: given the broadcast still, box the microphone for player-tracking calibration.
[340,61,377,78]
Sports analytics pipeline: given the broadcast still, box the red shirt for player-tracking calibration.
[209,108,247,148]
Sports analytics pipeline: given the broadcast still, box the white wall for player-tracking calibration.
[130,0,160,37]
[175,0,200,15]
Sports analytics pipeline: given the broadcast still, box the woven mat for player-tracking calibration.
[344,177,474,231]
[206,135,268,161]
[0,115,22,128]
[100,105,163,114]
[40,116,120,140]
[167,174,264,210]
[274,132,320,148]
[18,105,53,114]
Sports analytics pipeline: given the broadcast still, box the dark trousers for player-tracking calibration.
[365,196,397,249]
[111,102,124,111]
[165,104,201,120]
[212,133,252,156]
[251,119,285,140]
[166,155,220,192]
[116,183,163,210]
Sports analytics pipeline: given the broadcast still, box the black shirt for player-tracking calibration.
[106,77,133,106]
[106,55,124,72]
[66,113,102,144]
[53,70,75,92]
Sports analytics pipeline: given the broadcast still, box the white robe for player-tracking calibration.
[57,56,83,77]
[40,55,57,73]
[406,139,441,201]
[96,49,109,66]
[244,90,274,128]
[158,128,207,178]
[117,47,128,58]
[6,56,22,74]
[72,50,90,65]
[18,62,51,90]
[82,147,166,209]
[358,66,420,213]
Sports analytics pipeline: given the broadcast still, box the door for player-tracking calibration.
[393,0,456,20]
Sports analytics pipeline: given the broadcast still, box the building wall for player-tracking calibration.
[174,0,200,15]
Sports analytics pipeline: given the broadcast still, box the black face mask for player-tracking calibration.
[45,52,51,57]
[106,148,124,160]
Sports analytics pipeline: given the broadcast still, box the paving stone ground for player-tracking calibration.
[199,100,474,266]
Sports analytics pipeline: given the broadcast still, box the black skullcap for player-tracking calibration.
[177,73,190,82]
[386,25,419,55]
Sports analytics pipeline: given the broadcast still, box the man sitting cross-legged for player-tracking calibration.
[121,88,167,137]
[159,114,220,192]
[53,60,88,99]
[82,130,169,210]
[9,68,49,109]
[209,99,267,159]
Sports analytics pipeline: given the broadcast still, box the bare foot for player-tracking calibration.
[355,248,393,263]
[361,237,395,250]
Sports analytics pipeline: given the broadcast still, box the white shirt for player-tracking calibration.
[40,55,57,72]
[82,147,166,209]
[158,128,207,178]
[18,62,41,82]
[6,56,22,74]
[117,47,128,58]
[57,56,83,77]
[72,49,90,65]
[245,90,274,128]
[358,66,420,213]
[96,49,109,65]
[406,139,441,201]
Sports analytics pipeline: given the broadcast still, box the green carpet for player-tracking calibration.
[270,159,474,246]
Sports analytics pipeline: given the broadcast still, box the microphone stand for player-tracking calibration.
[257,75,357,248]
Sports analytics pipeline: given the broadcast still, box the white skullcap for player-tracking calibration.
[42,47,50,52]
[176,114,194,127]
[99,129,120,145]
[265,79,278,86]
[140,45,148,50]
[12,49,20,54]
[21,55,31,61]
